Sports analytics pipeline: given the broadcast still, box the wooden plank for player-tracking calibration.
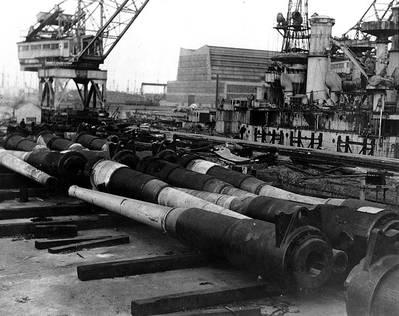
[131,283,280,316]
[0,199,91,220]
[77,253,209,281]
[35,235,114,249]
[155,306,263,316]
[48,235,130,253]
[33,224,78,238]
[0,173,41,189]
[0,214,125,237]
[0,188,51,202]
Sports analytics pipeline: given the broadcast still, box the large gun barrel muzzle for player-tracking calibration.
[68,185,334,289]
[7,150,87,183]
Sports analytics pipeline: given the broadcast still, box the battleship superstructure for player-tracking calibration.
[215,0,399,158]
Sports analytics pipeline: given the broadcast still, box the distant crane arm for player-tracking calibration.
[76,0,150,63]
[26,6,63,41]
[331,39,369,79]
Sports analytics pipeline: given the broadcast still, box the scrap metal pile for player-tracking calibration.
[1,129,399,316]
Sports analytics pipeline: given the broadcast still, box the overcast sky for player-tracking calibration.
[0,0,374,92]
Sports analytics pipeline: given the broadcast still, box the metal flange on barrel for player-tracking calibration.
[274,210,333,289]
[111,150,140,169]
[345,224,399,316]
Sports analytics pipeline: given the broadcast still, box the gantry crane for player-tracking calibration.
[17,0,150,118]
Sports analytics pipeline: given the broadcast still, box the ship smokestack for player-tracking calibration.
[306,14,335,104]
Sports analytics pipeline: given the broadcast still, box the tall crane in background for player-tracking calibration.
[343,0,395,41]
[17,0,150,121]
[333,0,398,80]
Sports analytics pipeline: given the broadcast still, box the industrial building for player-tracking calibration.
[166,45,279,107]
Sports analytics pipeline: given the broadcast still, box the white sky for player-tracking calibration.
[0,0,373,92]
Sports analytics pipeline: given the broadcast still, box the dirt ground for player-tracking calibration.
[0,223,347,316]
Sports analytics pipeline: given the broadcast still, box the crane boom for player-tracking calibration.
[77,0,150,63]
[331,39,369,79]
[343,0,395,39]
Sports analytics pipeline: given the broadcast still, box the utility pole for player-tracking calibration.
[215,74,219,108]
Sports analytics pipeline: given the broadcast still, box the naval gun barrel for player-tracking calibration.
[8,150,87,183]
[175,187,399,267]
[90,160,247,219]
[36,132,138,169]
[177,188,246,213]
[0,149,57,187]
[74,132,113,152]
[4,134,47,152]
[181,155,391,210]
[242,197,399,266]
[180,155,325,204]
[69,185,334,289]
[37,132,86,151]
[137,157,256,200]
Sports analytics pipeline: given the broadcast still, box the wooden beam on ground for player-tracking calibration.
[48,235,130,253]
[77,253,210,281]
[167,131,399,172]
[34,224,78,238]
[0,173,41,189]
[35,235,114,249]
[0,188,51,202]
[154,306,263,316]
[0,199,91,220]
[131,283,280,316]
[0,214,126,237]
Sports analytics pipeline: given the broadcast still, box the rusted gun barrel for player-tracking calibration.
[4,134,47,152]
[0,149,57,187]
[137,157,256,200]
[345,228,399,316]
[90,160,246,219]
[7,150,87,183]
[69,185,334,289]
[37,132,86,151]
